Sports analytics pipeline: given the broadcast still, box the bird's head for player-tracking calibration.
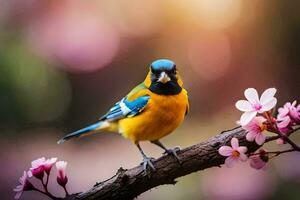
[144,59,183,95]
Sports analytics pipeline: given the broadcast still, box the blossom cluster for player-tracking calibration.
[219,88,300,169]
[13,157,69,199]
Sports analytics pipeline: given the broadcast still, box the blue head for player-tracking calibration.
[150,59,177,84]
[148,59,182,95]
[151,59,176,72]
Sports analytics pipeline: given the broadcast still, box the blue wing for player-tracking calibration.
[99,95,150,122]
[58,88,150,144]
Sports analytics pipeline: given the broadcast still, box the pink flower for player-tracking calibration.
[250,149,268,170]
[218,138,248,167]
[56,161,68,187]
[277,101,300,129]
[277,116,291,129]
[28,157,46,179]
[276,101,300,143]
[236,88,277,126]
[290,103,300,123]
[28,157,57,178]
[44,157,57,174]
[13,171,34,199]
[243,116,268,145]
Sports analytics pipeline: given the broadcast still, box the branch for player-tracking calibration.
[66,127,260,200]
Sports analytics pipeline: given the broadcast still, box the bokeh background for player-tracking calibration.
[1,0,300,199]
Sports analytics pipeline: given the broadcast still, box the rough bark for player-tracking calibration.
[66,126,259,200]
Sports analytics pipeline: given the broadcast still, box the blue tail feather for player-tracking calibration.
[57,122,102,144]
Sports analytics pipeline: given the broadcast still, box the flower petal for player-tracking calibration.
[239,153,248,162]
[260,88,277,104]
[244,88,259,104]
[31,157,46,168]
[255,133,266,145]
[13,187,22,192]
[240,111,257,126]
[237,146,248,154]
[255,116,267,124]
[278,107,289,116]
[56,161,67,180]
[14,191,22,199]
[235,100,254,112]
[246,132,256,142]
[277,116,290,128]
[225,156,238,168]
[261,98,277,111]
[218,146,233,156]
[27,171,32,177]
[231,137,239,149]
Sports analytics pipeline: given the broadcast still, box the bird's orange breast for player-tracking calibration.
[118,89,188,143]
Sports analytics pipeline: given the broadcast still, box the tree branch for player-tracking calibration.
[66,127,260,200]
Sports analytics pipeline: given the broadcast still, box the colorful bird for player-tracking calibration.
[58,59,189,171]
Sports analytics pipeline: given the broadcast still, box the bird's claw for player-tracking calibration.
[164,146,181,164]
[141,157,156,172]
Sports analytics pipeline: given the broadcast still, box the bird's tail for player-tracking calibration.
[57,121,111,144]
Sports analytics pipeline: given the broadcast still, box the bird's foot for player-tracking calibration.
[163,146,181,164]
[141,157,156,173]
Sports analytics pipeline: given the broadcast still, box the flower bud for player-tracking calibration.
[56,161,68,187]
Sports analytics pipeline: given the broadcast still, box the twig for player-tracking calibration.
[275,131,300,151]
[268,148,296,158]
[43,174,50,193]
[250,148,295,157]
[290,126,300,134]
[63,185,70,196]
[263,112,300,151]
[265,135,280,142]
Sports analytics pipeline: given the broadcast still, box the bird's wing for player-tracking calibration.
[99,83,150,121]
[126,83,147,99]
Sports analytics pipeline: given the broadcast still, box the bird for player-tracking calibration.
[58,59,189,172]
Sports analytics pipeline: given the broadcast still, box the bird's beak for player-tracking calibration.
[157,71,171,84]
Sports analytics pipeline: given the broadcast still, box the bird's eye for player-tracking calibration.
[172,65,177,73]
[151,69,160,75]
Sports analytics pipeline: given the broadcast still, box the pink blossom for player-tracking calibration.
[28,157,57,178]
[13,171,34,199]
[277,116,291,129]
[236,88,277,126]
[219,138,248,167]
[28,157,46,179]
[56,161,68,187]
[243,116,267,145]
[277,101,300,129]
[44,157,57,174]
[250,150,268,170]
[276,101,300,143]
